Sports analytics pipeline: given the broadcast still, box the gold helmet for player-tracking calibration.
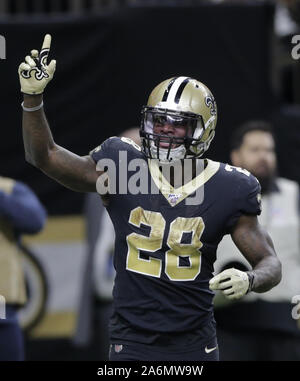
[140,76,217,162]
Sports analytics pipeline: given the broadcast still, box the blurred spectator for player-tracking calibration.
[214,120,300,361]
[0,176,47,361]
[73,128,140,360]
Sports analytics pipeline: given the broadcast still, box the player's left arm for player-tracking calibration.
[210,214,282,299]
[231,214,282,293]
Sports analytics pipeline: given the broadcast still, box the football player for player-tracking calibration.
[18,35,282,361]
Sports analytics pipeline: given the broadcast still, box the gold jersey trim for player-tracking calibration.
[148,159,220,207]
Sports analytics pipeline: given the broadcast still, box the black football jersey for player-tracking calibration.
[90,137,261,347]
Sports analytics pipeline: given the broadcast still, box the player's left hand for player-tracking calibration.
[209,268,250,300]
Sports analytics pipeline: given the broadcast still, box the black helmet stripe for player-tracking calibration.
[162,77,178,102]
[174,77,191,103]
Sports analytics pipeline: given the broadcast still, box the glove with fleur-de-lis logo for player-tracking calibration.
[18,34,56,95]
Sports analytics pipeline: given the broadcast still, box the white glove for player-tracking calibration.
[209,268,250,300]
[18,34,56,95]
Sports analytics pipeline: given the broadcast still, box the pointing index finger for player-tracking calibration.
[41,34,52,51]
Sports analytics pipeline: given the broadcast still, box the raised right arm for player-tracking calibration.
[19,35,101,193]
[22,95,99,193]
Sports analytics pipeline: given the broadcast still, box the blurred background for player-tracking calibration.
[0,0,299,360]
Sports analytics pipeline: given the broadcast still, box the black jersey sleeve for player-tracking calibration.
[89,136,119,164]
[225,171,262,233]
[89,136,142,165]
[238,174,262,215]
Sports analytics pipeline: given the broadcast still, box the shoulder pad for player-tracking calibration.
[120,137,141,151]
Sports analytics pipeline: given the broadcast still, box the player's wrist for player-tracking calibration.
[23,94,43,108]
[246,271,255,293]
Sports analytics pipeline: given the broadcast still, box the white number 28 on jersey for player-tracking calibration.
[126,206,205,281]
